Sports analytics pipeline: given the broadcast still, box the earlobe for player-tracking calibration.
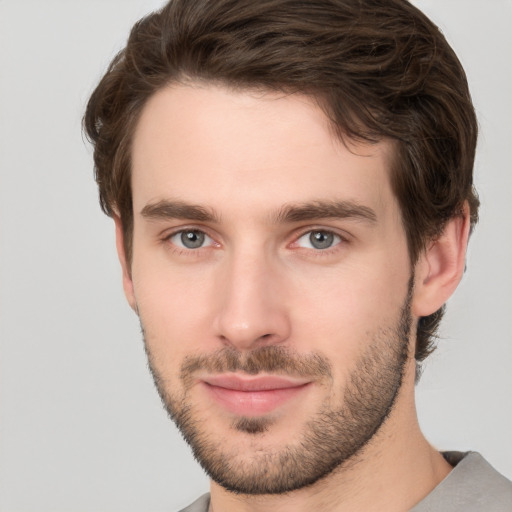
[412,203,471,317]
[114,216,138,313]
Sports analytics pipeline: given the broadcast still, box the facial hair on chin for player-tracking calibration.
[141,278,413,495]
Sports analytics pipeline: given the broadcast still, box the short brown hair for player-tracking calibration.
[84,0,479,363]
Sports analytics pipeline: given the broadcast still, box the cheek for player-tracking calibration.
[131,258,218,371]
[288,259,410,365]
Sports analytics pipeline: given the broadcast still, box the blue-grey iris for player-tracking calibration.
[310,231,334,249]
[181,230,205,249]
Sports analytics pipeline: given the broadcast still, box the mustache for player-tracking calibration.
[180,345,332,382]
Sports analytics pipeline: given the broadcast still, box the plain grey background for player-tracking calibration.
[0,1,510,511]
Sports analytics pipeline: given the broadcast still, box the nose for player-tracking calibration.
[213,249,291,351]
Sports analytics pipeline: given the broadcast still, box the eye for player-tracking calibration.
[296,230,342,250]
[169,229,213,249]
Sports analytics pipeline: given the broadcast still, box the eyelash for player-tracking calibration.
[161,227,349,256]
[162,228,218,257]
[292,228,348,255]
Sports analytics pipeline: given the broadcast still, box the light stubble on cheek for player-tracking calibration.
[137,276,414,495]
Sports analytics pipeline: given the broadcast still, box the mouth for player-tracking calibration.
[200,374,312,416]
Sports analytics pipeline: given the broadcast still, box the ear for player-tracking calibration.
[412,202,471,317]
[114,215,138,313]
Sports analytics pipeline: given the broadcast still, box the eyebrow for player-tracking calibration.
[272,200,377,224]
[140,200,220,223]
[140,199,377,225]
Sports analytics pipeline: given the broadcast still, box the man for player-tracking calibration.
[84,0,512,510]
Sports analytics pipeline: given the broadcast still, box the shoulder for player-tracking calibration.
[177,493,210,512]
[412,451,512,512]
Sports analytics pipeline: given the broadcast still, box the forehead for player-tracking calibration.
[131,82,396,219]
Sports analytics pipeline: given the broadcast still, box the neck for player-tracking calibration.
[208,360,451,512]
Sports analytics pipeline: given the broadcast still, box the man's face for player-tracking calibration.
[126,83,415,493]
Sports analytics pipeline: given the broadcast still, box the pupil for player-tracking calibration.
[310,231,333,249]
[181,230,205,249]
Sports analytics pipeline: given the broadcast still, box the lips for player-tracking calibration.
[200,374,311,416]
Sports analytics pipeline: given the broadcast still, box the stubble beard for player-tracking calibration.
[142,282,413,495]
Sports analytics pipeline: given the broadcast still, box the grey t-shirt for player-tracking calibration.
[410,451,512,511]
[179,452,512,511]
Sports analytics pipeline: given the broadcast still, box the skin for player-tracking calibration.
[115,83,470,512]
